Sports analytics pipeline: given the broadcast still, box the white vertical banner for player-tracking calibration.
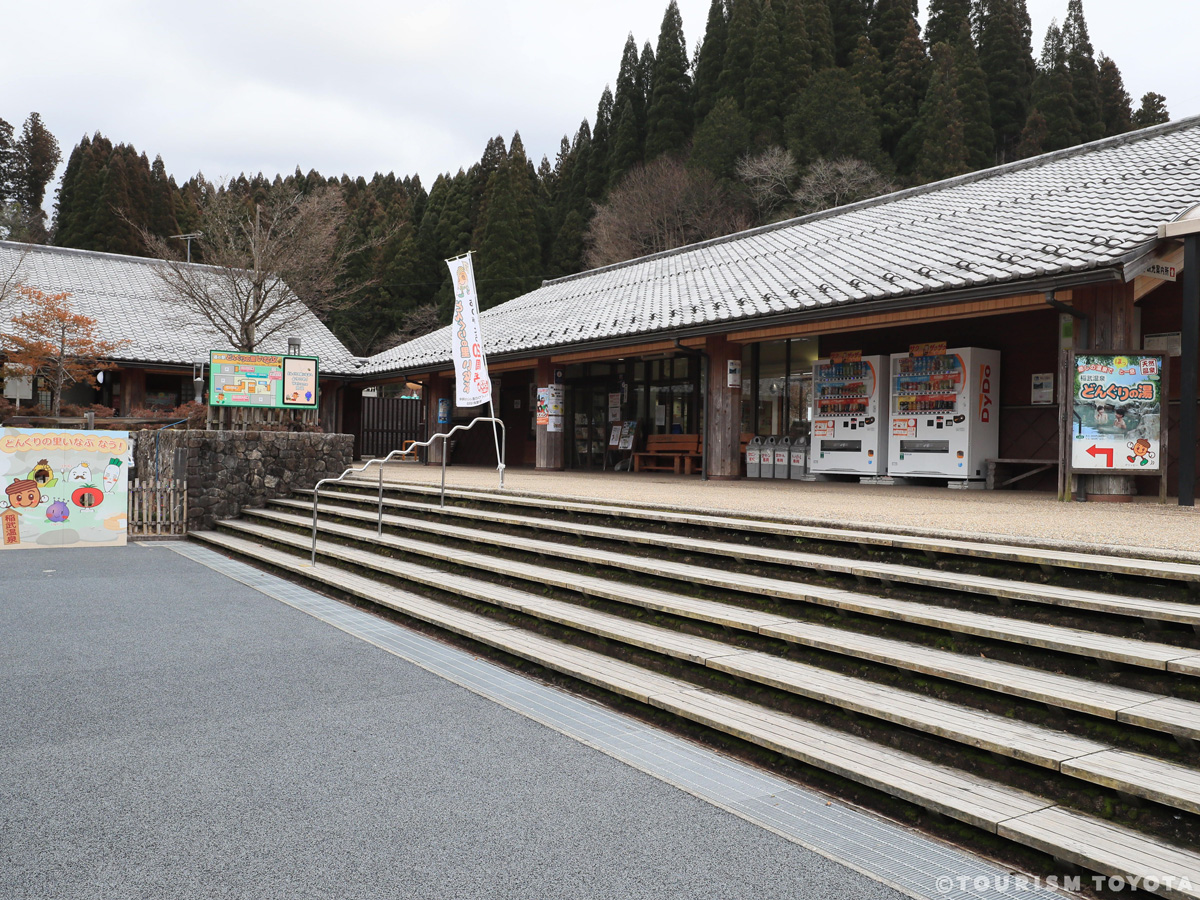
[446,253,492,408]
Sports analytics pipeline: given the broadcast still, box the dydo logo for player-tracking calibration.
[978,364,994,422]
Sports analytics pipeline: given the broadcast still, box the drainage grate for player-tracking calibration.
[167,541,1066,900]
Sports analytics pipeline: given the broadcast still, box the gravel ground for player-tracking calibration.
[1,545,904,900]
[377,463,1200,559]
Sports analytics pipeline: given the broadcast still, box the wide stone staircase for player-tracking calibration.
[193,479,1200,898]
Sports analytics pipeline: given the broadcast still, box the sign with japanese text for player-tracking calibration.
[1,428,131,550]
[446,253,492,408]
[829,350,862,364]
[1070,353,1164,473]
[909,342,947,358]
[209,351,319,409]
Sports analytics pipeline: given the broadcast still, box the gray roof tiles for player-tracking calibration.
[0,242,359,374]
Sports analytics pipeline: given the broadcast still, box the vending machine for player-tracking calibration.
[887,346,1000,482]
[809,354,889,476]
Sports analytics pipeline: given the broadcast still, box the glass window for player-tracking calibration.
[757,341,786,436]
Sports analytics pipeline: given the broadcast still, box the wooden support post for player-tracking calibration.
[705,335,742,479]
[535,357,564,470]
[425,374,451,465]
[1181,233,1199,507]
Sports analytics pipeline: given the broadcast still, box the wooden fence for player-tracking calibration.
[361,396,424,458]
[128,477,188,537]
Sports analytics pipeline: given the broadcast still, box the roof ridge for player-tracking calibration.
[0,239,233,278]
[543,114,1200,287]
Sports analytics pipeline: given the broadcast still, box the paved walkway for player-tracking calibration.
[376,463,1200,557]
[2,544,915,900]
[0,543,1061,900]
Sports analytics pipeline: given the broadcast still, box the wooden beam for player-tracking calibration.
[551,340,677,364]
[1133,244,1185,302]
[725,291,1062,344]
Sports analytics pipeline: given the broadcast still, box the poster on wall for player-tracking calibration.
[546,385,564,433]
[1070,353,1164,473]
[209,351,320,409]
[1,428,131,550]
[536,388,549,426]
[281,357,319,407]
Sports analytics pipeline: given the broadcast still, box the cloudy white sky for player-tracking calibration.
[7,0,1199,199]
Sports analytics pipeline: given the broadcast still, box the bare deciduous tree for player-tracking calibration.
[384,303,442,347]
[144,182,388,352]
[584,157,750,269]
[735,147,800,222]
[792,158,896,215]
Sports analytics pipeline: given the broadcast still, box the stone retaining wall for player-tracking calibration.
[134,430,353,530]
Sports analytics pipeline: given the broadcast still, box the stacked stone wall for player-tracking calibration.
[134,430,353,530]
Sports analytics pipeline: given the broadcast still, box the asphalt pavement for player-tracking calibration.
[1,544,905,900]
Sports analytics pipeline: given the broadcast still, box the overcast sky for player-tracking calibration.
[7,0,1198,201]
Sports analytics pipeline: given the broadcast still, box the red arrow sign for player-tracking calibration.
[1086,445,1114,467]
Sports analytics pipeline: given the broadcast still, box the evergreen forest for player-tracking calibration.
[2,0,1173,356]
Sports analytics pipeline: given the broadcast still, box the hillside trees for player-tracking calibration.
[40,0,1170,359]
[0,113,62,241]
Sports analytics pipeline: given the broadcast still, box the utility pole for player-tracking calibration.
[169,232,203,264]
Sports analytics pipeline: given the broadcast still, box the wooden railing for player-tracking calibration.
[128,476,188,537]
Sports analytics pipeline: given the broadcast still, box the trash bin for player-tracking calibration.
[774,435,792,479]
[759,436,777,479]
[745,436,765,479]
[789,436,808,480]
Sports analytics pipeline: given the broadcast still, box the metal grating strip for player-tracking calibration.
[167,541,1065,900]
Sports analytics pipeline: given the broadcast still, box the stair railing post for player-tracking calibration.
[499,420,506,491]
[377,459,384,536]
[441,434,448,508]
[311,483,320,566]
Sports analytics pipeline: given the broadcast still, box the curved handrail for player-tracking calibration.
[310,416,505,565]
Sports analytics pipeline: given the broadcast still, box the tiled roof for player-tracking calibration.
[0,242,360,375]
[363,116,1200,377]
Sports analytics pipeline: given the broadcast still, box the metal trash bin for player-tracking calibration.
[745,436,765,479]
[759,436,777,479]
[774,435,792,479]
[789,436,808,480]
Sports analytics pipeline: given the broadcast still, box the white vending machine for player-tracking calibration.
[887,347,1000,482]
[809,355,889,476]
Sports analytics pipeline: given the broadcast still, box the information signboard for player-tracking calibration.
[1070,352,1164,473]
[209,351,320,409]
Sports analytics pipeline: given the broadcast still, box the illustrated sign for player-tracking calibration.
[618,422,635,451]
[830,350,862,364]
[446,253,492,407]
[209,351,319,409]
[281,357,318,407]
[909,342,947,358]
[536,388,549,426]
[727,360,742,389]
[813,420,835,438]
[1,428,131,550]
[1071,353,1164,472]
[892,418,917,437]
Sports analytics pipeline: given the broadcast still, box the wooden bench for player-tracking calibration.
[633,434,703,475]
[986,457,1059,490]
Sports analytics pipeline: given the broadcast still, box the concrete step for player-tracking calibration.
[224,512,1200,815]
[251,511,1200,740]
[191,527,1200,900]
[330,480,1200,585]
[280,499,1200,675]
[303,490,1200,627]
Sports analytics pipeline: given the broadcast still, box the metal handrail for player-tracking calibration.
[310,416,506,565]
